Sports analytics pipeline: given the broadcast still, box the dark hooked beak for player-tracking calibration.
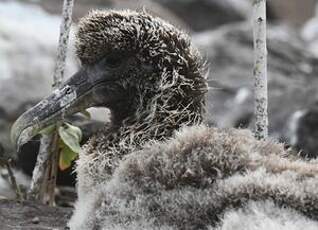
[11,67,113,150]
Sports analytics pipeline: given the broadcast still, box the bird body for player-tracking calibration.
[70,125,318,230]
[11,9,318,230]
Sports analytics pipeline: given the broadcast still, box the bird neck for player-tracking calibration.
[85,71,207,177]
[110,88,205,142]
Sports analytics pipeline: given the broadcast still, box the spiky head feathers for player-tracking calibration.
[76,10,201,71]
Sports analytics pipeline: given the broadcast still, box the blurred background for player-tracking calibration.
[1,0,318,200]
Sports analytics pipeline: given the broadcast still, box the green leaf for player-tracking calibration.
[79,110,91,119]
[59,142,78,171]
[58,122,82,153]
[39,124,56,135]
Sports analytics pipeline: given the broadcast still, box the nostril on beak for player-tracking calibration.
[65,86,73,95]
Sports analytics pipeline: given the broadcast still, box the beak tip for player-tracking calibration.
[15,137,23,153]
[10,118,32,151]
[10,131,18,151]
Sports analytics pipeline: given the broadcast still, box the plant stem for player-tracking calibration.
[6,159,23,201]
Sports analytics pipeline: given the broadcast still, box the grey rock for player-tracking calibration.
[288,103,318,158]
[153,0,251,31]
[22,0,189,31]
[268,0,316,27]
[302,4,318,58]
[194,23,318,152]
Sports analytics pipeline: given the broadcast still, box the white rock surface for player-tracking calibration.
[194,22,318,146]
[302,4,318,58]
[0,1,78,116]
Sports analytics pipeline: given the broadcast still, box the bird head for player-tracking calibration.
[11,10,207,149]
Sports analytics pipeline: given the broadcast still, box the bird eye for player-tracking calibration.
[103,55,122,68]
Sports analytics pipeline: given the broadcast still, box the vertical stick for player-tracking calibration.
[253,0,268,140]
[27,0,74,204]
[47,132,60,206]
[28,135,52,201]
[6,159,23,201]
[0,143,23,201]
[53,0,74,89]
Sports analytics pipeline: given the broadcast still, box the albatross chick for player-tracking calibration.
[11,10,318,230]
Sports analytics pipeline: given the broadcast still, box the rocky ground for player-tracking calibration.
[1,0,318,229]
[0,199,71,230]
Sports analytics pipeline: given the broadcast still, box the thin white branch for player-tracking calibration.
[28,0,74,203]
[253,0,268,140]
[53,0,74,89]
[28,135,52,200]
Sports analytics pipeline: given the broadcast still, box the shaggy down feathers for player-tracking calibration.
[68,10,318,230]
[69,126,318,229]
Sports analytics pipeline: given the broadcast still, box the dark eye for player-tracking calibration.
[104,55,122,68]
